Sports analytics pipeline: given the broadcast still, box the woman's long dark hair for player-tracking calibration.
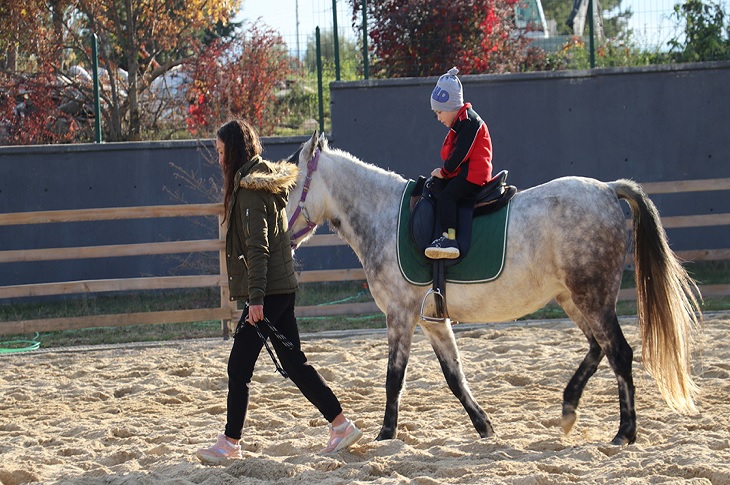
[217,120,262,222]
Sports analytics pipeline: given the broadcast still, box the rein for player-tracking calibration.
[288,148,320,248]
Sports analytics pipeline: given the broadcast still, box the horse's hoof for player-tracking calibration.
[477,422,496,438]
[561,405,577,434]
[375,429,396,441]
[609,433,636,446]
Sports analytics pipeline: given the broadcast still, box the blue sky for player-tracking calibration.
[235,0,354,58]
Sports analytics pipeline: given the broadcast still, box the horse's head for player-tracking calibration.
[286,130,327,249]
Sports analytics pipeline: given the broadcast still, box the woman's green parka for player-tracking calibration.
[225,156,300,305]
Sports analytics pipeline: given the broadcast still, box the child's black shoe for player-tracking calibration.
[424,234,460,259]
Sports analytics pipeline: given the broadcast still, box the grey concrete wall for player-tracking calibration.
[1,61,728,289]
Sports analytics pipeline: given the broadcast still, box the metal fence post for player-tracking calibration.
[316,27,325,134]
[362,0,369,79]
[588,0,596,68]
[91,33,102,142]
[332,0,341,81]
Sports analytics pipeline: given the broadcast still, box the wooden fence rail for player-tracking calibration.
[0,178,728,337]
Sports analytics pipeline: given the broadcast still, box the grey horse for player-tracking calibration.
[285,132,701,446]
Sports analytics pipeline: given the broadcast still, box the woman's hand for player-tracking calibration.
[431,168,444,179]
[246,304,264,325]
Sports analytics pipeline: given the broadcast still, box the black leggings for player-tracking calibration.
[433,173,483,232]
[224,292,343,440]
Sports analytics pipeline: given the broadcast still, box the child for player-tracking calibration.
[196,120,362,464]
[425,67,494,259]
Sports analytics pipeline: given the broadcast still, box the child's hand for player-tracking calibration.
[431,168,444,179]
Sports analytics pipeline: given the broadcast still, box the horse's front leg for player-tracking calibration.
[421,322,495,438]
[376,312,417,441]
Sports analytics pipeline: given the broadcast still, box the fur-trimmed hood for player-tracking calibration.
[236,156,300,195]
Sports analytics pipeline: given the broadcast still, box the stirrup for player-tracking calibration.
[420,287,451,323]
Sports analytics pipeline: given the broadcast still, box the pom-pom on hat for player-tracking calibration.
[430,67,464,112]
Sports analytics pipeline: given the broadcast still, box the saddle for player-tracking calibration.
[408,170,517,322]
[409,170,516,257]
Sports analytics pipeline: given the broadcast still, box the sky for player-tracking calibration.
[237,0,317,37]
[235,0,354,58]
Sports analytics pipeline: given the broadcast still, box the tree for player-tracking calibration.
[185,24,291,136]
[67,0,240,141]
[542,0,631,38]
[0,65,85,144]
[0,0,83,144]
[302,29,360,76]
[0,0,60,71]
[348,0,545,78]
[669,0,730,62]
[0,0,242,143]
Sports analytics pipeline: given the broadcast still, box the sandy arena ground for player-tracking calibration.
[1,313,729,484]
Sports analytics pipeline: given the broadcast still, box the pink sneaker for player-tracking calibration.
[321,419,363,453]
[196,434,242,465]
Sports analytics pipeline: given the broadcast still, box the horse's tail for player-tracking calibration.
[610,179,702,414]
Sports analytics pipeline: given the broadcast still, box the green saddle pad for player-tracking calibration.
[396,180,510,286]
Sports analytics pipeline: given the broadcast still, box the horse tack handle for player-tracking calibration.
[253,318,292,379]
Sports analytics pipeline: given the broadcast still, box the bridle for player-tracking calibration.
[288,147,320,248]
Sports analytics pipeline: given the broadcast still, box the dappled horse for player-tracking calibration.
[285,132,701,446]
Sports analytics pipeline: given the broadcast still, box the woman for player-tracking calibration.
[196,120,362,464]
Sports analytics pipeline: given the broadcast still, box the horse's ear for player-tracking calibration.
[317,132,327,149]
[301,130,318,164]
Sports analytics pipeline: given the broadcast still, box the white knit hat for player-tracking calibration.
[430,67,464,112]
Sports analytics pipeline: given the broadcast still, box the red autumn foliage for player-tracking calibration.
[185,25,291,137]
[0,64,90,145]
[1,0,240,143]
[349,0,546,77]
[0,0,91,144]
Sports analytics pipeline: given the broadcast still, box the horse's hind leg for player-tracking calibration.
[558,294,636,445]
[556,294,605,434]
[599,312,636,445]
[421,321,495,438]
[561,339,603,433]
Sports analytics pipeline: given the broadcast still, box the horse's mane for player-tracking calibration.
[319,137,407,185]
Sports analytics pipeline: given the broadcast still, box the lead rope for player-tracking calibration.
[253,318,294,379]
